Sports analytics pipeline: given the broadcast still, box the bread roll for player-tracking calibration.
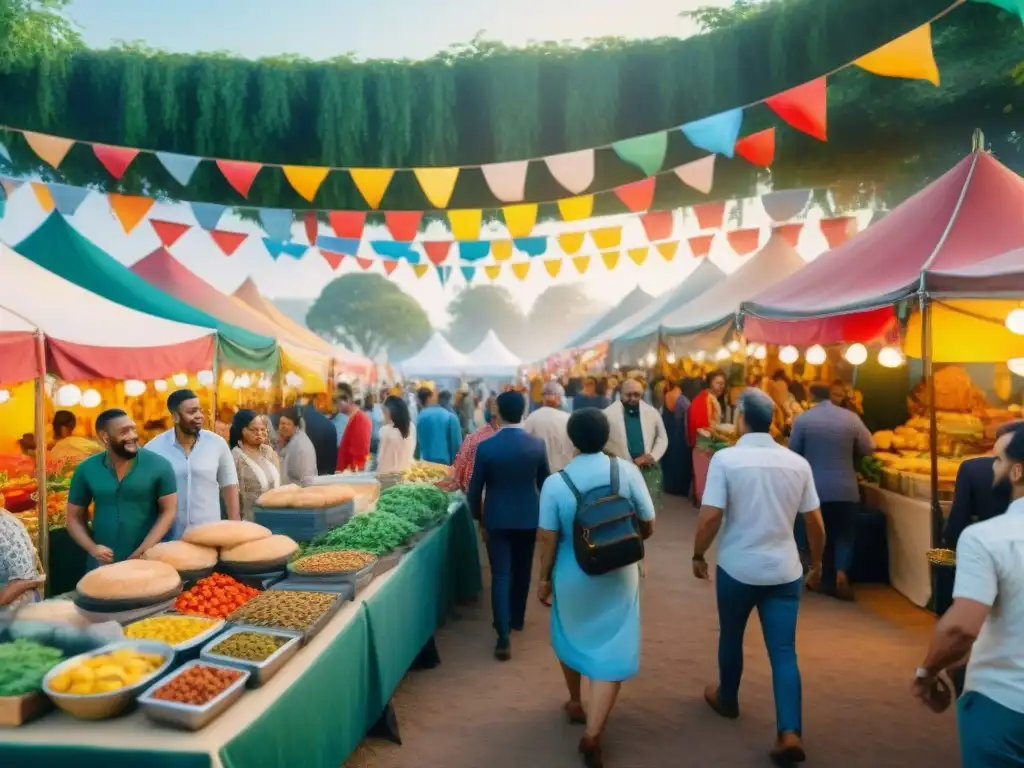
[220,534,299,564]
[77,560,181,601]
[142,541,218,571]
[183,520,271,548]
[256,484,302,507]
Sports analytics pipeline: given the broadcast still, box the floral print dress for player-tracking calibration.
[0,511,42,608]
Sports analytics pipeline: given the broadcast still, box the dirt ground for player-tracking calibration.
[345,497,960,768]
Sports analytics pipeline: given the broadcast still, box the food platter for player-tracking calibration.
[137,660,250,731]
[199,627,302,688]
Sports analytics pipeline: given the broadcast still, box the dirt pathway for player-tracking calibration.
[346,497,960,768]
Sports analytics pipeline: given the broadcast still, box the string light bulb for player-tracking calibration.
[1005,309,1024,335]
[172,373,188,387]
[844,344,868,366]
[715,347,731,361]
[80,389,102,409]
[805,345,827,365]
[1008,359,1024,378]
[55,384,82,407]
[197,370,215,387]
[0,390,10,405]
[154,379,168,392]
[878,346,905,368]
[753,344,767,360]
[727,340,741,353]
[778,346,799,365]
[123,379,146,397]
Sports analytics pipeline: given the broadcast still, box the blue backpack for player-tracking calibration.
[559,459,645,576]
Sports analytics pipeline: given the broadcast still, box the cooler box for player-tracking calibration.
[253,500,355,542]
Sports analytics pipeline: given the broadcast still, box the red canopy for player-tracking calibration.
[743,153,1024,344]
[924,248,1024,297]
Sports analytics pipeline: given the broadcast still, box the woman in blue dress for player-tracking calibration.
[536,408,656,768]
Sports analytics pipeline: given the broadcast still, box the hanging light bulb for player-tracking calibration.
[232,378,244,390]
[1006,309,1024,335]
[727,340,741,353]
[694,350,707,363]
[805,345,827,365]
[878,346,905,368]
[844,343,868,366]
[779,345,799,365]
[55,384,82,407]
[80,389,102,409]
[644,352,656,367]
[221,370,236,385]
[238,374,252,388]
[666,353,677,364]
[172,373,189,387]
[196,370,215,387]
[1008,358,1024,378]
[258,375,273,390]
[154,379,168,393]
[123,379,146,397]
[613,363,620,370]
[0,390,10,405]
[715,347,731,361]
[745,343,757,357]
[753,344,767,360]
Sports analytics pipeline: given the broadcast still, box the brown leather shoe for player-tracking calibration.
[835,572,855,602]
[770,731,806,764]
[703,684,739,719]
[578,734,604,768]
[564,700,586,724]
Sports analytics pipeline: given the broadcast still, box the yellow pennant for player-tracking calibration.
[503,203,538,237]
[544,259,562,278]
[413,167,459,209]
[591,226,622,250]
[447,209,482,240]
[23,131,73,168]
[413,264,430,278]
[490,239,514,261]
[628,247,648,266]
[854,24,939,86]
[31,182,55,213]
[485,265,502,281]
[108,193,155,234]
[656,241,679,261]
[558,232,586,255]
[511,262,531,281]
[282,165,330,202]
[557,194,594,222]
[350,168,394,209]
[601,250,620,270]
[572,255,591,274]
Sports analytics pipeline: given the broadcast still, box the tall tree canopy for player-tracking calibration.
[306,274,431,360]
[446,285,525,355]
[0,0,80,72]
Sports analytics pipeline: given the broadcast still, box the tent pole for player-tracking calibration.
[921,295,941,551]
[33,331,49,583]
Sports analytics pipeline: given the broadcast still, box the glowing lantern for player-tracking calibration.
[779,346,799,365]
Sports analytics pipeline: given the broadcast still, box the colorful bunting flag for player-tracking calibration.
[572,255,590,274]
[557,195,594,222]
[211,229,248,256]
[460,265,475,282]
[613,177,656,213]
[459,241,491,262]
[680,109,742,158]
[23,131,73,168]
[543,259,562,278]
[692,201,726,230]
[766,78,828,141]
[413,167,459,209]
[558,232,586,255]
[357,257,375,271]
[190,201,225,230]
[31,182,54,212]
[263,238,308,260]
[150,219,191,248]
[491,240,514,261]
[601,250,620,270]
[688,234,715,258]
[485,265,502,281]
[156,151,202,187]
[320,249,345,270]
[108,193,155,233]
[503,203,538,238]
[761,189,812,221]
[628,247,648,266]
[0,140,10,163]
[93,144,140,179]
[48,183,91,216]
[674,155,716,194]
[820,216,857,248]
[514,237,547,257]
[259,208,293,241]
[328,211,366,239]
[316,235,360,256]
[481,160,529,203]
[423,241,452,266]
[383,261,400,276]
[735,128,776,167]
[656,242,679,261]
[283,165,329,202]
[544,149,594,195]
[854,24,939,85]
[303,211,318,245]
[372,241,419,263]
[447,209,483,240]
[216,159,262,198]
[511,262,531,281]
[612,131,668,177]
[591,226,622,250]
[350,168,393,209]
[772,222,804,248]
[726,228,760,256]
[438,266,452,286]
[641,211,674,241]
[0,179,22,199]
[412,264,430,278]
[384,210,423,241]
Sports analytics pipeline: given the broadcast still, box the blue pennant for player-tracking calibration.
[680,108,743,158]
[263,238,308,260]
[48,183,91,216]
[190,201,226,230]
[460,266,476,283]
[514,236,547,257]
[372,240,420,264]
[316,234,360,256]
[0,139,10,164]
[437,266,452,286]
[459,241,491,262]
[259,208,294,241]
[156,151,202,187]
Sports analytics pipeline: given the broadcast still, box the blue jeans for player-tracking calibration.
[959,691,1024,766]
[485,529,537,640]
[716,566,803,734]
[821,501,858,581]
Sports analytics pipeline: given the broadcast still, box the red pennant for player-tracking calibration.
[640,210,674,242]
[773,223,804,248]
[303,211,318,244]
[216,159,262,198]
[210,229,248,256]
[382,260,399,276]
[692,201,726,230]
[149,219,190,248]
[820,216,856,248]
[320,249,345,270]
[612,177,656,213]
[93,144,140,180]
[726,228,760,256]
[735,128,776,167]
[766,78,827,142]
[422,241,452,266]
[688,234,715,258]
[356,257,374,271]
[384,211,422,241]
[328,211,366,239]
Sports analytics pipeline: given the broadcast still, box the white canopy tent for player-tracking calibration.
[398,332,469,378]
[463,330,521,378]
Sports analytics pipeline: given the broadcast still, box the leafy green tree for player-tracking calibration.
[522,284,608,362]
[306,273,431,360]
[0,0,81,71]
[446,285,525,355]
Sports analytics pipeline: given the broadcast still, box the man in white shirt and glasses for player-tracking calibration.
[524,381,574,473]
[692,388,826,765]
[913,423,1024,766]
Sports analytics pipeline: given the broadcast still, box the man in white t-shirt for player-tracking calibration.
[914,423,1024,765]
[692,388,825,764]
[523,381,574,473]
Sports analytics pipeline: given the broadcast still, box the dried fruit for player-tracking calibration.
[151,664,242,706]
[227,590,335,633]
[209,632,288,662]
[290,550,375,574]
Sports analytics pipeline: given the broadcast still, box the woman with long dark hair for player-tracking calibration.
[229,410,281,520]
[376,395,417,474]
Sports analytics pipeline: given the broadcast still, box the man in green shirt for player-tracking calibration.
[66,409,178,570]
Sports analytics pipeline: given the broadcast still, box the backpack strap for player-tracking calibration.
[559,470,584,505]
[610,457,620,496]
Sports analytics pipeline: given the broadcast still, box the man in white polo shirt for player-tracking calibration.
[913,423,1024,765]
[692,388,826,764]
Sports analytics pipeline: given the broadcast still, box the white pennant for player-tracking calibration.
[544,149,595,195]
[481,159,529,203]
[674,155,716,195]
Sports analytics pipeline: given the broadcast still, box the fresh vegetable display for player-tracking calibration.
[174,573,260,618]
[125,616,218,646]
[48,648,166,695]
[209,632,289,662]
[0,639,63,696]
[303,510,419,557]
[227,590,335,633]
[290,550,376,575]
[373,483,450,529]
[150,664,242,706]
[858,455,884,485]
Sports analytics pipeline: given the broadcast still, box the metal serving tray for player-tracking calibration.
[127,614,227,658]
[137,660,250,731]
[270,580,356,598]
[199,627,301,688]
[229,591,347,645]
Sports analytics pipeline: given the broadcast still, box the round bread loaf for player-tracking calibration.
[15,599,90,628]
[76,560,181,601]
[256,484,302,508]
[142,540,218,571]
[182,520,271,548]
[220,534,299,564]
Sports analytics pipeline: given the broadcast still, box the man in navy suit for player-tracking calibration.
[467,390,551,660]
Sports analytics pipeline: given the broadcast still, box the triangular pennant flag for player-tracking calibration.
[514,237,547,257]
[108,193,155,233]
[0,139,10,163]
[350,168,394,209]
[422,241,452,266]
[481,160,529,203]
[557,194,594,222]
[304,211,319,245]
[150,219,191,248]
[384,260,401,277]
[48,183,90,216]
[356,257,375,271]
[211,230,248,256]
[766,78,827,141]
[558,232,586,255]
[282,165,329,202]
[641,211,674,242]
[511,262,531,281]
[688,234,715,258]
[491,239,514,262]
[437,266,452,286]
[216,159,262,198]
[93,143,140,179]
[971,0,1024,22]
[320,249,345,271]
[31,182,54,212]
[543,259,562,278]
[692,201,726,230]
[372,241,418,262]
[591,226,622,250]
[156,151,201,186]
[572,255,590,274]
[544,149,594,195]
[854,24,940,85]
[820,216,856,248]
[328,211,366,239]
[447,209,482,240]
[259,208,294,241]
[674,155,716,194]
[190,201,226,230]
[317,235,360,256]
[23,131,73,168]
[656,242,679,261]
[601,250,620,270]
[459,241,491,262]
[735,128,776,167]
[384,211,423,241]
[413,264,430,278]
[726,228,760,256]
[628,247,649,266]
[611,131,668,176]
[503,203,538,238]
[613,177,656,213]
[680,109,743,158]
[772,223,804,248]
[460,265,475,283]
[1,179,23,199]
[761,188,812,221]
[413,167,459,209]
[484,265,502,281]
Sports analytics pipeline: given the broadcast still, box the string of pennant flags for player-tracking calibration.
[0,19,947,210]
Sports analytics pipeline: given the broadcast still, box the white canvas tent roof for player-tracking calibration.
[562,286,654,351]
[399,332,469,378]
[463,330,521,378]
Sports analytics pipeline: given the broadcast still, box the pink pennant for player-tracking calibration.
[481,160,529,203]
[149,219,190,248]
[688,234,715,258]
[422,241,452,266]
[692,201,726,230]
[384,211,423,242]
[210,230,248,256]
[820,216,856,248]
[640,211,674,242]
[382,260,400,276]
[544,149,595,195]
[674,155,716,194]
[320,249,345,270]
[613,177,656,213]
[93,144,140,180]
[773,223,804,248]
[726,228,760,256]
[216,159,262,198]
[328,211,366,239]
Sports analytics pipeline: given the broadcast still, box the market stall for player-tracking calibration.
[561,285,654,352]
[398,332,468,383]
[462,330,521,381]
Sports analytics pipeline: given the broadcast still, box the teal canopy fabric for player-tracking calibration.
[15,213,279,371]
